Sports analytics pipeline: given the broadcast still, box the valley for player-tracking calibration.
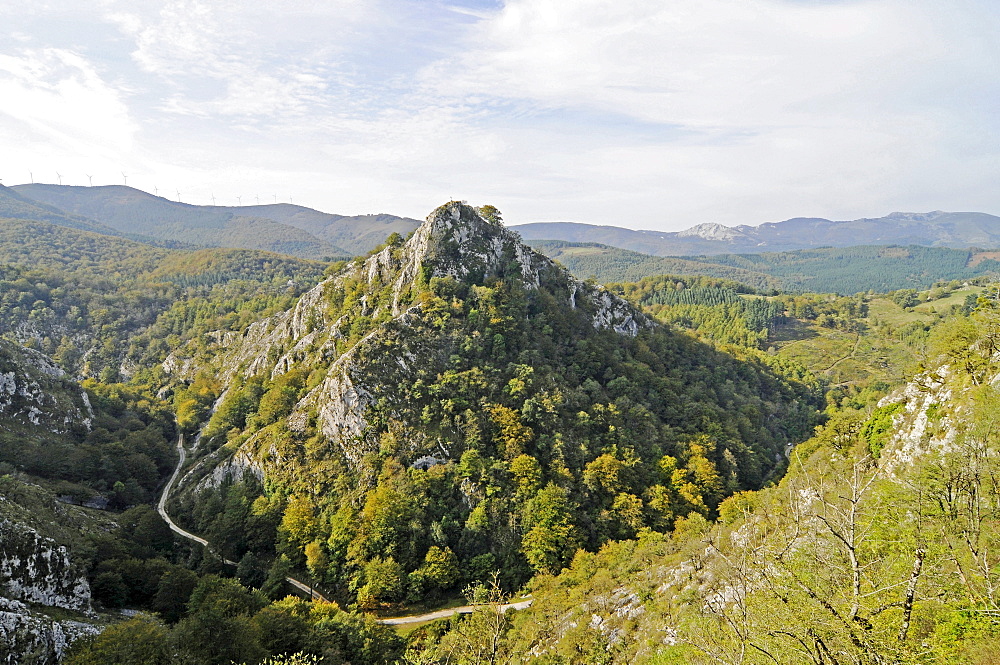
[0,195,998,664]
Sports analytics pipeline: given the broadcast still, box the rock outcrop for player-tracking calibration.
[0,516,91,613]
[0,494,98,665]
[176,201,654,482]
[0,340,92,435]
[0,598,99,665]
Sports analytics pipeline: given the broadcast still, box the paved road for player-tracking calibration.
[378,598,533,625]
[157,432,329,602]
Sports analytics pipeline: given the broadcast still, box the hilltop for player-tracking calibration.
[11,184,421,259]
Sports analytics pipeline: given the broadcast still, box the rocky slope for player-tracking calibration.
[174,201,653,477]
[0,504,99,665]
[0,339,93,436]
[0,512,91,612]
[166,202,816,603]
[0,343,111,664]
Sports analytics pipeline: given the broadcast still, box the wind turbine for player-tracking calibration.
[273,194,277,203]
[176,189,181,202]
[236,195,242,206]
[154,185,159,196]
[86,174,93,186]
[122,172,128,186]
[211,192,216,206]
[255,195,259,205]
[28,171,33,184]
[56,172,62,185]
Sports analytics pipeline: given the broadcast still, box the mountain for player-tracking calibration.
[515,210,1000,256]
[0,216,328,382]
[227,204,421,255]
[164,201,818,607]
[529,240,782,290]
[9,184,348,259]
[4,194,999,663]
[531,239,1000,293]
[0,338,161,664]
[0,184,122,236]
[466,301,1000,664]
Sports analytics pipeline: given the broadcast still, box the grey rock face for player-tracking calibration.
[0,515,91,613]
[0,340,92,434]
[0,598,100,665]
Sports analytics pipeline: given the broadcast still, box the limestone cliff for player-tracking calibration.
[0,340,92,435]
[0,513,91,612]
[0,492,99,665]
[0,598,99,665]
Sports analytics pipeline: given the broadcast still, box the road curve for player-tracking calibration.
[156,433,531,622]
[157,432,329,602]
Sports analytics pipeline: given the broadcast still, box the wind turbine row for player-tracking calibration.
[16,172,296,207]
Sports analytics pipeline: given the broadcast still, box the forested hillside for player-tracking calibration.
[403,290,1000,665]
[162,202,819,617]
[3,198,999,665]
[12,184,421,258]
[0,217,326,380]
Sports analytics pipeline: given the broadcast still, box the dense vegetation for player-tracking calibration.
[164,204,820,616]
[5,198,1000,665]
[611,275,785,349]
[65,578,405,665]
[0,218,326,380]
[398,291,1000,665]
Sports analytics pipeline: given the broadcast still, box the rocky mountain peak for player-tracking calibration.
[675,222,749,241]
[172,201,655,478]
[362,201,548,296]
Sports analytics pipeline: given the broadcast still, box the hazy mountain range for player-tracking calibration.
[5,184,1000,261]
[514,211,1000,256]
[7,184,421,259]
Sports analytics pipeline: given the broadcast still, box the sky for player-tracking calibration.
[0,0,998,231]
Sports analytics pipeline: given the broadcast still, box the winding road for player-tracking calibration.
[157,433,329,602]
[157,432,532,624]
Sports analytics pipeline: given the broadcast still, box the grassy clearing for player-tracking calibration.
[913,286,983,313]
[866,298,933,327]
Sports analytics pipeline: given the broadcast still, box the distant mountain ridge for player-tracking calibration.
[10,184,999,261]
[515,210,1000,256]
[10,184,421,259]
[530,239,1000,294]
[0,184,123,236]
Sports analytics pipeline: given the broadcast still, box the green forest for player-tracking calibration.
[1,202,999,665]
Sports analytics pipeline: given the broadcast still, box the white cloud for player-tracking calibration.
[1,1,999,229]
[392,0,1000,226]
[0,48,136,165]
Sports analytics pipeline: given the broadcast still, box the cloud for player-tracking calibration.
[105,0,367,119]
[398,0,1000,225]
[0,48,136,160]
[1,1,998,228]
